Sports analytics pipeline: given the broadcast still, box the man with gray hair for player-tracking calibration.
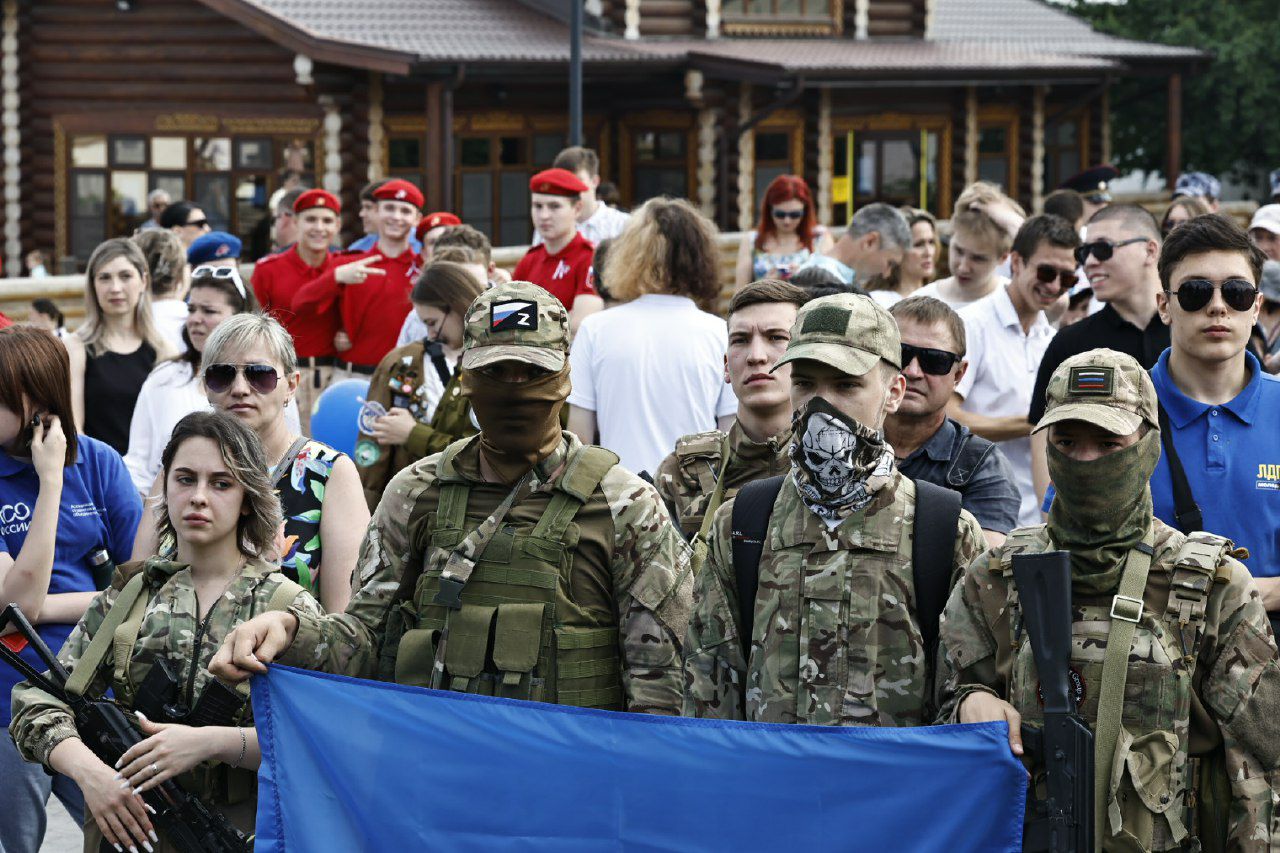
[138,188,171,231]
[796,203,910,288]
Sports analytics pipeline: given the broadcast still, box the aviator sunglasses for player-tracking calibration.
[1074,237,1148,266]
[772,208,804,220]
[901,343,961,376]
[203,363,280,395]
[1166,278,1259,313]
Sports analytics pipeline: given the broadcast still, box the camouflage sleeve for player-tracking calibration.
[600,466,692,716]
[934,547,1006,724]
[682,497,748,719]
[10,586,119,767]
[952,509,986,585]
[356,354,398,511]
[652,451,685,530]
[280,461,431,678]
[1198,559,1280,848]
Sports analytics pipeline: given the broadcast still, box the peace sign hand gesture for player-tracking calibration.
[336,254,387,285]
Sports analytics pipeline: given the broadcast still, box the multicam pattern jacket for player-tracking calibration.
[281,432,694,715]
[10,557,322,767]
[683,470,984,726]
[936,520,1280,851]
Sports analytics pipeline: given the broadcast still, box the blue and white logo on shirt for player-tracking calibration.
[0,501,31,535]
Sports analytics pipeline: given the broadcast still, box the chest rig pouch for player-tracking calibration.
[999,526,1231,851]
[385,443,625,710]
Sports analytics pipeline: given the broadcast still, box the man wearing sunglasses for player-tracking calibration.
[886,296,1020,547]
[1028,204,1168,508]
[947,215,1079,527]
[1150,214,1280,634]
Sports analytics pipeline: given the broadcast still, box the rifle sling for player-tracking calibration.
[65,573,148,698]
[1093,534,1155,850]
[693,434,733,544]
[1158,403,1204,534]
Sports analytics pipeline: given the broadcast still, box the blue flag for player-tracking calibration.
[253,665,1026,851]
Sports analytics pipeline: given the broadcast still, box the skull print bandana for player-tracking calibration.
[790,396,896,527]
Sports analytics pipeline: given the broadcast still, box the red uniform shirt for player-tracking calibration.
[512,232,597,310]
[291,246,414,368]
[251,247,340,358]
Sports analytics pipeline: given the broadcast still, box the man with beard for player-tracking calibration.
[683,292,985,726]
[938,348,1280,850]
[210,282,692,715]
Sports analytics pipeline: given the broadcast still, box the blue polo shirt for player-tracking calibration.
[0,436,141,724]
[1150,349,1280,578]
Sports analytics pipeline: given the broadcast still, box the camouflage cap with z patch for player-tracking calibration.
[461,280,569,371]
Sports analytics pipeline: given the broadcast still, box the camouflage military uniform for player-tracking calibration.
[279,282,693,715]
[654,418,792,539]
[355,340,477,511]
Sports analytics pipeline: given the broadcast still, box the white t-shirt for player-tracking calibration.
[868,290,903,308]
[397,311,427,349]
[914,275,1010,311]
[956,286,1054,527]
[567,294,737,476]
[152,299,189,354]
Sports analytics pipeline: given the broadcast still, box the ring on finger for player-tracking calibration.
[150,763,160,775]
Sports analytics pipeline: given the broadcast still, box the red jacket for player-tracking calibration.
[292,246,415,367]
[251,247,340,358]
[512,232,597,310]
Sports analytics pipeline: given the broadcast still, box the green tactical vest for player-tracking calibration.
[999,526,1232,851]
[380,442,627,710]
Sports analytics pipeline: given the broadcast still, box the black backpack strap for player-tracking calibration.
[1158,403,1204,533]
[422,340,453,386]
[911,478,962,672]
[945,427,997,489]
[730,475,785,655]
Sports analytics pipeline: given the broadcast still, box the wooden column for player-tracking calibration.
[817,88,833,226]
[1166,74,1182,191]
[1031,86,1046,213]
[425,81,454,212]
[736,83,755,232]
[963,86,978,186]
[1100,86,1111,165]
[367,72,385,182]
[2,0,20,276]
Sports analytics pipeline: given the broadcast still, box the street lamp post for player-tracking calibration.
[569,0,583,146]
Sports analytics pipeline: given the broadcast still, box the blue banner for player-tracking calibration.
[253,665,1026,852]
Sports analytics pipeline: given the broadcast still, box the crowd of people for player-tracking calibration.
[2,146,1280,853]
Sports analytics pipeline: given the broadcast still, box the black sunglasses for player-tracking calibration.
[1074,237,1147,266]
[1166,278,1259,313]
[1034,264,1076,292]
[204,363,280,395]
[186,218,210,229]
[772,209,804,220]
[901,343,961,376]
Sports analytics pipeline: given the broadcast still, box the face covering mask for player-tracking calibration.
[790,396,896,527]
[462,365,571,485]
[1046,428,1160,595]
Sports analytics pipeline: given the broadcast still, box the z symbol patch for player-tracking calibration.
[491,300,538,331]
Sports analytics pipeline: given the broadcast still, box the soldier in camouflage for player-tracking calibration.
[684,292,985,726]
[655,279,806,540]
[938,348,1280,850]
[212,281,693,716]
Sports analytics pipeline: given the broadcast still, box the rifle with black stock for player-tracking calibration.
[0,603,252,853]
[1011,551,1094,853]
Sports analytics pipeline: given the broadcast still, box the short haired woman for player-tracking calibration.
[734,174,832,289]
[10,412,322,853]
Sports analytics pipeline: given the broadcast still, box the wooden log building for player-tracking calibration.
[0,0,1204,274]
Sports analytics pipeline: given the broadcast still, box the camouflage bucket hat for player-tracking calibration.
[773,292,902,376]
[461,281,569,372]
[1034,348,1158,436]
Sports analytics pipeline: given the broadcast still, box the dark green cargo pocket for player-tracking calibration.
[493,603,545,701]
[443,605,496,693]
[394,627,438,688]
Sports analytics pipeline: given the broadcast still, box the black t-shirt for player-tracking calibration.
[1028,304,1170,423]
[83,343,157,455]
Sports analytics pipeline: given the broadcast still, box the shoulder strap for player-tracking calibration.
[270,436,311,487]
[1158,403,1204,533]
[910,479,962,670]
[730,475,785,655]
[65,573,149,698]
[674,431,726,495]
[422,340,453,386]
[557,445,619,503]
[1164,531,1230,667]
[693,438,734,544]
[946,429,997,489]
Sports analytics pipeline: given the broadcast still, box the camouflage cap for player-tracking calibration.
[772,292,902,376]
[1034,348,1158,436]
[461,281,568,372]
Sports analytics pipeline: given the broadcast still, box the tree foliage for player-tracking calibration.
[1064,0,1280,183]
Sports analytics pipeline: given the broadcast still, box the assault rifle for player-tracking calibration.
[0,604,252,853]
[1012,551,1093,853]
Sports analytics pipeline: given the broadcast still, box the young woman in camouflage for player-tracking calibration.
[10,412,322,853]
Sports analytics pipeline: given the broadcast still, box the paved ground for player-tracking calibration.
[39,799,81,853]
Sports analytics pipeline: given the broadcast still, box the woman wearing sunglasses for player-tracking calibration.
[734,175,832,290]
[11,411,322,853]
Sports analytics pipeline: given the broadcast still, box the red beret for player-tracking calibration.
[529,168,588,197]
[293,189,341,214]
[415,211,462,242]
[373,179,424,210]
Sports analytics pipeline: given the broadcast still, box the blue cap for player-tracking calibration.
[1173,171,1221,201]
[187,231,242,265]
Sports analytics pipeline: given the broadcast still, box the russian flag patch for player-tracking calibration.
[1067,366,1113,395]
[490,300,538,332]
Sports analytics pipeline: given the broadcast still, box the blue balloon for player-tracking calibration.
[309,378,369,457]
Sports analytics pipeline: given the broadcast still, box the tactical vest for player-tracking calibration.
[381,443,626,710]
[998,526,1233,851]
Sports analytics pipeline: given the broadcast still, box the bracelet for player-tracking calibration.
[230,727,247,769]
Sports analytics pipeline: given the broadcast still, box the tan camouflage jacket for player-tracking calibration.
[654,419,792,539]
[683,470,985,726]
[936,520,1280,851]
[10,557,322,768]
[281,431,694,715]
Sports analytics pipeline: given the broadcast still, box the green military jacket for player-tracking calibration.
[683,469,985,726]
[654,419,793,539]
[10,557,322,771]
[355,341,477,512]
[281,431,694,715]
[936,520,1280,851]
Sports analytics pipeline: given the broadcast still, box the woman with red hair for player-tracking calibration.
[734,175,831,289]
